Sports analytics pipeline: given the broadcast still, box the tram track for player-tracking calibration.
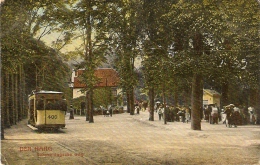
[44,136,162,165]
[39,132,100,165]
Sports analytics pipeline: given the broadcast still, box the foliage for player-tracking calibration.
[93,88,114,108]
[1,0,72,131]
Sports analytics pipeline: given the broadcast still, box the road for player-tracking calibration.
[1,111,260,165]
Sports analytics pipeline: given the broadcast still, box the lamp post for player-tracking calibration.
[68,81,74,119]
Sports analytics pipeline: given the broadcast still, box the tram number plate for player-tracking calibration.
[47,115,57,119]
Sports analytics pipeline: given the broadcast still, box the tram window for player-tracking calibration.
[45,99,55,110]
[36,99,44,110]
[45,99,65,110]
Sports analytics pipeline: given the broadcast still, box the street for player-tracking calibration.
[1,111,260,165]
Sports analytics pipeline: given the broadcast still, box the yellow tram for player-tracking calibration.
[28,90,67,130]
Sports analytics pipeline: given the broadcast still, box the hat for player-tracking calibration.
[229,104,235,107]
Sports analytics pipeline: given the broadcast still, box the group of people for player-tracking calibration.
[135,101,148,112]
[203,103,259,127]
[134,100,259,126]
[155,104,191,123]
[102,106,113,117]
[222,104,259,127]
[203,103,221,124]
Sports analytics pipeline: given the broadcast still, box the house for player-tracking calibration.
[203,89,221,107]
[71,68,120,99]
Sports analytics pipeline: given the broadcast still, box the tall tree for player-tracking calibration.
[69,0,111,122]
[168,1,222,130]
[141,0,175,121]
[106,0,143,115]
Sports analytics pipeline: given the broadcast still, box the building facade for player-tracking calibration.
[203,89,221,107]
[71,68,120,100]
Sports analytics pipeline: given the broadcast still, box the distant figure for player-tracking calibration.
[211,105,219,124]
[158,106,163,120]
[185,108,190,123]
[105,109,110,117]
[69,105,74,119]
[109,107,113,117]
[142,101,148,111]
[136,106,140,114]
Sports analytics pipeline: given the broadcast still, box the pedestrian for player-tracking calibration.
[185,108,190,123]
[158,106,163,120]
[69,105,74,119]
[106,109,110,117]
[161,105,165,119]
[136,106,140,114]
[109,107,113,117]
[181,109,185,123]
[142,101,148,111]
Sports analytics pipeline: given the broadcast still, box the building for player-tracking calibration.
[203,89,221,107]
[71,68,120,100]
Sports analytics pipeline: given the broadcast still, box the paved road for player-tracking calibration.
[1,111,260,165]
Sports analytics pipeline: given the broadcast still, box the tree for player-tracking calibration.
[167,0,260,129]
[106,0,143,115]
[168,1,222,130]
[1,0,72,136]
[68,0,111,122]
[140,0,176,121]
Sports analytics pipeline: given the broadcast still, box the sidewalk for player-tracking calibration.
[130,110,208,130]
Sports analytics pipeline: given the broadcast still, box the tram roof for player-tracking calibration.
[33,90,63,94]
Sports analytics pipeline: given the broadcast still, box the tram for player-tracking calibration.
[28,90,67,130]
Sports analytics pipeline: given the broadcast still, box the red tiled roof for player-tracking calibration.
[73,68,119,88]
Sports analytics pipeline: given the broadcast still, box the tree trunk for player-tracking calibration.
[1,72,5,139]
[11,74,16,125]
[22,65,27,119]
[174,89,178,107]
[199,78,204,120]
[15,73,19,123]
[163,89,167,124]
[126,92,130,113]
[5,72,10,127]
[18,66,22,121]
[149,88,155,121]
[88,89,94,123]
[85,0,94,123]
[19,64,26,119]
[129,87,135,115]
[221,81,229,108]
[191,73,202,130]
[86,91,89,121]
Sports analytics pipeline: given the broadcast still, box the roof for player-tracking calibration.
[203,89,221,97]
[34,90,63,94]
[73,68,119,88]
[29,90,63,97]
